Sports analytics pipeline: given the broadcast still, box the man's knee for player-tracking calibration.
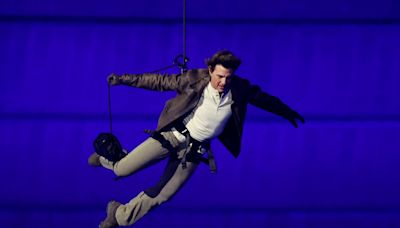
[142,188,173,204]
[113,164,133,177]
[155,192,171,204]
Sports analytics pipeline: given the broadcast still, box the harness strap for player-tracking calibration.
[174,123,217,173]
[144,129,176,157]
[145,127,217,173]
[207,148,217,173]
[180,131,191,169]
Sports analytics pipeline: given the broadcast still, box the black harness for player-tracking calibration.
[143,125,216,198]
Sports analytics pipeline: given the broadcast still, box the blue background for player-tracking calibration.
[1,0,400,227]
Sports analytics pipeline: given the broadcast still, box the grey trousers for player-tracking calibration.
[99,131,198,226]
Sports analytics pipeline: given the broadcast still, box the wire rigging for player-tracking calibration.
[107,0,189,132]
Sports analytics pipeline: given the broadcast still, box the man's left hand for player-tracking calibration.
[288,111,305,128]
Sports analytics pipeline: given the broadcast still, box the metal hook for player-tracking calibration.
[174,54,189,73]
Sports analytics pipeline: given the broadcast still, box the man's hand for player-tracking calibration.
[107,73,121,86]
[288,111,305,128]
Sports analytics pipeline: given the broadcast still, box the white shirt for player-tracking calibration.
[173,82,233,142]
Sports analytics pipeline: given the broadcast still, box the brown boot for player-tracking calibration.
[99,200,122,228]
[88,153,101,167]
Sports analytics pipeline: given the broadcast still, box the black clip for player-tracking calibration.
[174,54,189,73]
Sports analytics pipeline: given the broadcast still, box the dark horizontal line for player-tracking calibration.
[1,112,400,123]
[0,15,400,25]
[164,205,400,215]
[1,203,399,214]
[0,112,158,122]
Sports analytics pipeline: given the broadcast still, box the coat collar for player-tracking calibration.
[188,69,210,90]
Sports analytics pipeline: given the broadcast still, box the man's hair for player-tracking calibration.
[205,50,241,72]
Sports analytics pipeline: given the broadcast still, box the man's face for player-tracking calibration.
[209,64,234,93]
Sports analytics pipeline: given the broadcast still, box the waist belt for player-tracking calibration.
[174,121,189,135]
[173,122,217,173]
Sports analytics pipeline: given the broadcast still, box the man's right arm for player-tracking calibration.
[107,73,188,92]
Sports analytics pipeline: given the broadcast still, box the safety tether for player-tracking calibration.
[107,0,189,132]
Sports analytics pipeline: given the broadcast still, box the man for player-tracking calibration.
[88,50,304,227]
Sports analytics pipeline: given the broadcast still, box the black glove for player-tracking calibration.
[287,110,305,128]
[107,73,121,86]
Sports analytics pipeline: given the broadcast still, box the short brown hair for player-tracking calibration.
[205,50,241,72]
